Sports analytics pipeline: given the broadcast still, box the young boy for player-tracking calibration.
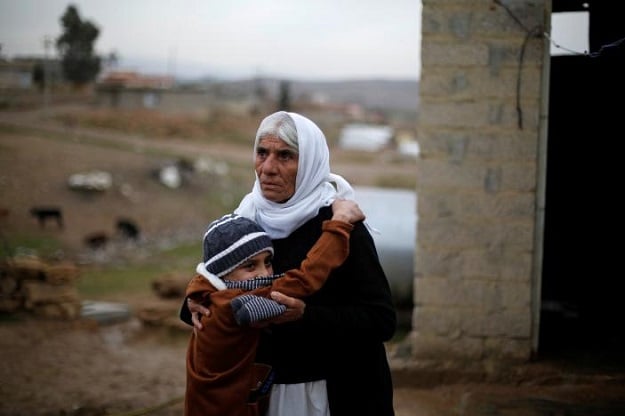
[184,199,364,416]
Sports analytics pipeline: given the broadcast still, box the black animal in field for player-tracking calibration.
[30,206,63,229]
[116,218,140,241]
[0,208,9,222]
[83,231,109,250]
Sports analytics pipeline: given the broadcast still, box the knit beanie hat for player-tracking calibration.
[201,213,273,279]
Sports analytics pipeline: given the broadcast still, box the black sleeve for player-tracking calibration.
[300,221,397,342]
[179,298,192,326]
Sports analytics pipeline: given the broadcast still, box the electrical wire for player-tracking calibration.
[493,0,624,129]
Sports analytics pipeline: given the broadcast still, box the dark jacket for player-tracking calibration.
[266,205,396,415]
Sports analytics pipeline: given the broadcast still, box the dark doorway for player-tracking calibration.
[540,0,625,365]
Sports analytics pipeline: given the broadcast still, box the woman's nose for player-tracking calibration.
[262,155,278,173]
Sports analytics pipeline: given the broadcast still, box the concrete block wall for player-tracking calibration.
[412,0,549,364]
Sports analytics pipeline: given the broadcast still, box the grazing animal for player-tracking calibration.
[84,232,109,250]
[116,218,140,240]
[30,206,63,229]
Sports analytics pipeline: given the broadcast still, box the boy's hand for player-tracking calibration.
[187,297,210,330]
[331,199,365,224]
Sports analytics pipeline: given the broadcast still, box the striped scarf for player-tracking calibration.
[226,274,288,325]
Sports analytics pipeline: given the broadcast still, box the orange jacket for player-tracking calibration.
[185,220,352,416]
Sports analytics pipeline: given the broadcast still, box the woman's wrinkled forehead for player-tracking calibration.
[254,111,298,152]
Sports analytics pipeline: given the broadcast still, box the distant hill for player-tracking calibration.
[291,79,419,112]
[192,78,419,112]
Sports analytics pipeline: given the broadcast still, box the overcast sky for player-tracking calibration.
[0,0,423,81]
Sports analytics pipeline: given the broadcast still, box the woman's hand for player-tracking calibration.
[187,297,210,330]
[250,291,306,328]
[188,292,304,329]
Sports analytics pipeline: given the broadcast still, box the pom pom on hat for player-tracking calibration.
[202,213,273,278]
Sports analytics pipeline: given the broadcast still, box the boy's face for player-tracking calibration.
[225,251,274,282]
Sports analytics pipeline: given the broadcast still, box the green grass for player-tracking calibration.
[1,231,199,302]
[77,241,198,300]
[77,263,165,299]
[1,233,64,260]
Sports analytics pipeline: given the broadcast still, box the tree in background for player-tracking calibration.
[278,80,291,111]
[56,5,101,87]
[32,62,45,91]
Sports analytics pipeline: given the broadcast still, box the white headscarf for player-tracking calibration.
[235,112,355,239]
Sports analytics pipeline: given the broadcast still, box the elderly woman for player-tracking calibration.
[182,111,396,416]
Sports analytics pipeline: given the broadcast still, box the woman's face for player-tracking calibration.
[255,136,299,203]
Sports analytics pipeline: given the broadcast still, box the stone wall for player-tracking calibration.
[412,0,549,365]
[0,256,82,319]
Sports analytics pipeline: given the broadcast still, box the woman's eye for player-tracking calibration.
[278,151,295,161]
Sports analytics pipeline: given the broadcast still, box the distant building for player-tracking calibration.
[98,71,175,90]
[338,123,394,151]
[0,59,33,88]
[0,57,62,89]
[395,130,420,158]
[95,70,259,115]
[96,70,176,109]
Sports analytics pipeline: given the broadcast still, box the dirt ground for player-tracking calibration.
[3,316,625,416]
[2,108,625,416]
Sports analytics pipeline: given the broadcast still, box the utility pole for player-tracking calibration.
[167,46,177,80]
[43,35,52,112]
